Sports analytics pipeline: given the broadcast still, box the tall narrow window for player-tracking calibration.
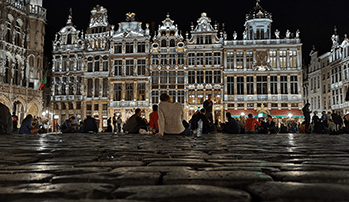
[137,42,145,52]
[205,35,212,44]
[269,51,277,68]
[188,53,195,66]
[152,91,159,104]
[152,55,159,66]
[102,61,108,71]
[205,71,212,83]
[126,60,134,76]
[188,71,195,84]
[246,51,253,69]
[257,76,267,94]
[227,77,234,95]
[236,52,243,69]
[152,71,159,85]
[237,77,244,95]
[94,79,99,97]
[87,79,93,97]
[126,43,133,53]
[114,60,122,76]
[227,52,234,69]
[160,71,167,84]
[290,50,297,68]
[160,54,167,66]
[94,60,100,72]
[214,70,221,83]
[279,51,287,68]
[214,52,221,65]
[102,78,108,97]
[169,54,176,66]
[197,71,204,83]
[114,83,122,101]
[205,53,212,66]
[125,83,133,100]
[197,35,203,44]
[137,83,146,100]
[177,71,184,85]
[137,59,146,75]
[197,53,204,66]
[290,76,298,94]
[76,76,82,95]
[280,76,288,94]
[114,43,122,53]
[270,76,277,94]
[62,56,67,71]
[178,54,184,65]
[247,76,254,94]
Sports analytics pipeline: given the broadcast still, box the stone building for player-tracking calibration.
[0,0,46,124]
[51,1,304,130]
[149,14,186,117]
[223,1,303,119]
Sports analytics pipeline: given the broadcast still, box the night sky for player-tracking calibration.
[43,0,349,64]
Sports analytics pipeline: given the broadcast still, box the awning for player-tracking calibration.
[226,109,303,118]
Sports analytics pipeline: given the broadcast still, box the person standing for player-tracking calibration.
[12,112,18,133]
[265,115,277,134]
[113,113,117,132]
[321,111,329,128]
[302,103,312,134]
[117,116,122,133]
[203,94,213,123]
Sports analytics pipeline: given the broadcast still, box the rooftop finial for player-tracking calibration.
[167,12,170,18]
[69,7,73,17]
[334,26,337,35]
[256,0,260,6]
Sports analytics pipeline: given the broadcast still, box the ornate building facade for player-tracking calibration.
[51,1,304,130]
[0,0,46,124]
[224,1,303,118]
[306,27,349,116]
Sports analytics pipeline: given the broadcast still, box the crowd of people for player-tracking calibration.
[12,95,349,136]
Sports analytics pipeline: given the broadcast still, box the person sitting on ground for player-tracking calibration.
[279,123,288,133]
[124,108,148,134]
[155,93,191,136]
[313,112,325,134]
[222,112,240,134]
[104,118,113,132]
[299,121,305,133]
[62,116,76,133]
[189,110,200,130]
[82,116,98,133]
[244,114,261,134]
[258,118,267,134]
[149,105,159,134]
[196,108,215,134]
[237,116,245,134]
[19,114,39,134]
[331,114,349,135]
[328,119,337,133]
[264,115,277,134]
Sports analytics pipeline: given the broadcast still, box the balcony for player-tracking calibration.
[110,101,148,108]
[224,38,301,46]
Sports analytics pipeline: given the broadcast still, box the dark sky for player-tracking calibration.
[43,0,349,64]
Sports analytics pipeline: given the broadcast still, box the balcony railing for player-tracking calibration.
[225,38,301,46]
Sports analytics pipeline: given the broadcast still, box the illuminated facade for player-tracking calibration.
[0,0,46,124]
[51,1,304,130]
[224,1,303,118]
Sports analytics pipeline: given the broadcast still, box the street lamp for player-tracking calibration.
[288,113,293,119]
[241,112,245,116]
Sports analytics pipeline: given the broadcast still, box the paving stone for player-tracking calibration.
[270,171,349,183]
[51,172,161,187]
[147,161,222,168]
[42,156,99,162]
[163,170,272,187]
[111,166,193,173]
[74,161,144,168]
[13,199,146,202]
[111,185,251,202]
[0,183,115,200]
[0,173,54,184]
[142,158,205,164]
[247,181,349,201]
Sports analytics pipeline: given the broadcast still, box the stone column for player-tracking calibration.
[243,75,247,95]
[243,50,246,71]
[233,50,237,69]
[276,50,280,69]
[267,75,271,94]
[234,75,237,95]
[254,75,257,95]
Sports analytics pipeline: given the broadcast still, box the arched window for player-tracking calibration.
[161,39,166,47]
[4,60,9,84]
[29,56,34,67]
[170,39,175,47]
[67,34,72,44]
[68,102,74,110]
[13,62,19,85]
[6,29,11,43]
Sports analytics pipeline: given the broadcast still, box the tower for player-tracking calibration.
[244,0,272,40]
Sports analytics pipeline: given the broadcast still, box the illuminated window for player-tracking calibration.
[246,51,253,69]
[290,50,297,68]
[279,51,287,68]
[227,52,234,69]
[247,76,254,95]
[236,52,243,69]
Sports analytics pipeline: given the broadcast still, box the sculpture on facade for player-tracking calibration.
[286,30,290,38]
[253,51,272,71]
[243,30,247,40]
[233,31,237,40]
[126,12,136,22]
[296,29,300,38]
[275,29,280,39]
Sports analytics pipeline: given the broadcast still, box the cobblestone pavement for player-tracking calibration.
[1,132,349,201]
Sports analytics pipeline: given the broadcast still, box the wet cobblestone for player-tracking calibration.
[0,132,349,201]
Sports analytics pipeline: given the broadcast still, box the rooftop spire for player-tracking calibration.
[66,8,73,25]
